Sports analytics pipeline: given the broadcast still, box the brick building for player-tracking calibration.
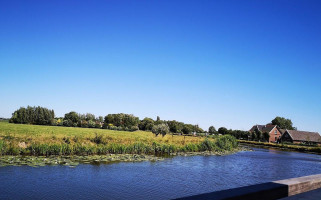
[249,124,283,143]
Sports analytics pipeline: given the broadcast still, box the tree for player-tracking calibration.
[167,120,184,133]
[152,124,169,137]
[271,117,296,130]
[256,130,262,141]
[218,127,228,135]
[208,126,216,134]
[98,116,104,123]
[156,116,160,121]
[194,125,204,133]
[251,132,257,141]
[104,113,139,129]
[10,106,55,125]
[85,113,96,121]
[64,111,80,124]
[263,132,270,142]
[182,124,194,134]
[139,117,155,131]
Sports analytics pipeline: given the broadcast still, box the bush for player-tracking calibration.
[91,133,106,145]
[130,126,139,131]
[81,120,88,128]
[215,135,238,151]
[63,120,73,127]
[95,122,102,129]
[152,124,169,137]
[88,120,95,128]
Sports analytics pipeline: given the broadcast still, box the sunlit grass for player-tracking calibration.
[0,121,238,156]
[0,121,204,146]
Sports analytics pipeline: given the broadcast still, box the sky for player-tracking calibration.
[1,0,321,132]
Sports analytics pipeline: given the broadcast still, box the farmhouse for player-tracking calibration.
[249,124,282,143]
[279,130,321,145]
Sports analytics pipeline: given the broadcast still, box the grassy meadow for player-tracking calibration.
[0,121,238,156]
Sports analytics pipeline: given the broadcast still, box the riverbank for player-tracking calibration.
[239,140,321,154]
[0,121,238,157]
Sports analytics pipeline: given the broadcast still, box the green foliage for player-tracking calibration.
[139,117,155,131]
[0,140,7,155]
[104,113,139,129]
[10,106,55,125]
[182,124,194,134]
[87,120,95,128]
[256,130,262,141]
[272,116,296,130]
[263,132,270,142]
[95,122,102,129]
[64,111,80,124]
[215,135,238,151]
[63,119,73,127]
[152,124,170,137]
[167,120,184,133]
[91,133,106,145]
[85,113,96,121]
[251,131,257,141]
[218,127,228,135]
[208,126,216,134]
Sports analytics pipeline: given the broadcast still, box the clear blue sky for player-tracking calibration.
[1,0,321,132]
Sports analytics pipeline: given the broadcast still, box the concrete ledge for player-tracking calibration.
[175,174,321,200]
[275,174,321,196]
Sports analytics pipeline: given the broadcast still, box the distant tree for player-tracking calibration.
[98,116,104,123]
[167,120,184,133]
[139,117,155,131]
[208,126,217,134]
[271,117,296,130]
[63,119,73,127]
[193,125,204,133]
[263,132,270,142]
[156,116,160,121]
[218,127,228,135]
[152,124,169,137]
[88,120,95,128]
[10,106,55,125]
[85,113,96,121]
[251,132,257,141]
[256,130,262,141]
[182,124,194,134]
[64,112,80,124]
[104,113,139,129]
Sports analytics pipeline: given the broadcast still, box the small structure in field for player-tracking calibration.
[279,130,321,145]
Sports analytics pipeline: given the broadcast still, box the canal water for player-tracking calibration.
[1,148,321,200]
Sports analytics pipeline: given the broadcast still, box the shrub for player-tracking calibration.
[63,120,73,127]
[81,120,88,128]
[130,126,139,131]
[152,124,170,137]
[95,122,102,129]
[215,135,238,151]
[91,133,106,145]
[88,120,95,128]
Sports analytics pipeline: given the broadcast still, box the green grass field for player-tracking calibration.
[0,121,238,156]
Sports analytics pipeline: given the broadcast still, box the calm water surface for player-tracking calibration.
[1,148,321,200]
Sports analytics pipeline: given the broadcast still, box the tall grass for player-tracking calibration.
[0,122,239,156]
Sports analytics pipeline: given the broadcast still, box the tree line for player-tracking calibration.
[9,106,206,136]
[9,106,294,141]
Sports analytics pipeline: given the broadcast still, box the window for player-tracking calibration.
[275,130,277,135]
